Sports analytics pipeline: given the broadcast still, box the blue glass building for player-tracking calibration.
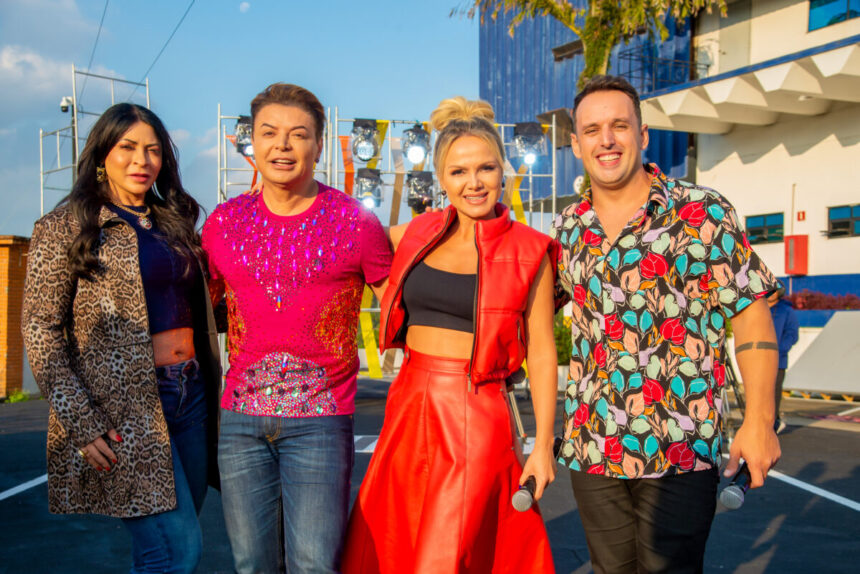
[479,8,693,202]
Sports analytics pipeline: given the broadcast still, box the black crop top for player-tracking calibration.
[110,205,197,335]
[402,260,476,333]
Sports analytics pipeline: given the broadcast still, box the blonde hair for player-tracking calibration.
[429,96,505,177]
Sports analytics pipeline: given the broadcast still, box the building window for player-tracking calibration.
[827,204,860,238]
[745,213,784,244]
[809,0,859,31]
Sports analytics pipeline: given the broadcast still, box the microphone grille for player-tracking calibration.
[719,485,745,510]
[511,489,534,512]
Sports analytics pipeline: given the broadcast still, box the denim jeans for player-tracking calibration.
[121,358,209,574]
[218,409,355,574]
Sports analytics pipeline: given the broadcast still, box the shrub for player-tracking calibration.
[784,290,860,310]
[5,390,30,403]
[554,312,573,365]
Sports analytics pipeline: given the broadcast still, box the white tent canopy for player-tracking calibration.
[784,311,860,395]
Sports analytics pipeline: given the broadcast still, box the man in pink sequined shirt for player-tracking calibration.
[203,187,390,418]
[202,83,391,574]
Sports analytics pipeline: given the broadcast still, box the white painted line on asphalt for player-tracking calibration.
[2,435,529,500]
[0,474,46,502]
[769,470,860,512]
[357,438,378,453]
[521,437,535,454]
[837,405,860,416]
[4,454,855,516]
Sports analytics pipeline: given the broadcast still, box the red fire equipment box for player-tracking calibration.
[784,235,808,276]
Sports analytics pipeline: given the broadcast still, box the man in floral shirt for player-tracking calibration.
[551,75,782,573]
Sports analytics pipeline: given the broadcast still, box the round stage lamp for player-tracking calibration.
[406,171,435,214]
[403,123,430,165]
[356,167,383,209]
[512,122,546,167]
[235,115,254,158]
[351,119,380,162]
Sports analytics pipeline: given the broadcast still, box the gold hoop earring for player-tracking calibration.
[96,166,107,183]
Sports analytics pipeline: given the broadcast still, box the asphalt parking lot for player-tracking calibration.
[1,381,858,573]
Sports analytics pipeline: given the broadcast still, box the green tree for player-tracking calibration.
[456,0,726,88]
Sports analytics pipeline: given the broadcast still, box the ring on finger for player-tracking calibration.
[78,448,88,458]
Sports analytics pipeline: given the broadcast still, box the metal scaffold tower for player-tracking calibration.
[38,65,150,216]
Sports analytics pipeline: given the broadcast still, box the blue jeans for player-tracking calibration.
[121,359,209,574]
[218,409,354,574]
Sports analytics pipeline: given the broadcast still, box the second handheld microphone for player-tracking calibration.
[511,436,563,512]
[719,462,752,510]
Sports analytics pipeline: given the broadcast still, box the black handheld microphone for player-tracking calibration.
[719,462,751,510]
[512,476,537,512]
[511,437,564,512]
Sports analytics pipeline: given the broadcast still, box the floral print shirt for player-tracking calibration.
[550,164,780,479]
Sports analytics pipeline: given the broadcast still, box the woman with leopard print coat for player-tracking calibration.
[22,103,221,573]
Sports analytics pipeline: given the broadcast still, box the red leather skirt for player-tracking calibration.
[342,348,555,574]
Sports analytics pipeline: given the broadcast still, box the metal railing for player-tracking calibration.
[617,45,709,96]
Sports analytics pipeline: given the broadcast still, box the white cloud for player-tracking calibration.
[197,126,217,145]
[0,45,69,98]
[0,163,48,235]
[0,1,98,59]
[170,128,191,145]
[198,144,219,159]
[0,45,120,124]
[239,2,250,13]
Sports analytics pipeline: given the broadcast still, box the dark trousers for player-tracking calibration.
[570,468,719,574]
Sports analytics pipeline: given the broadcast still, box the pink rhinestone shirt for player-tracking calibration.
[202,184,392,417]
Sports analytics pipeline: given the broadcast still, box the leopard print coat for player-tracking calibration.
[22,203,221,518]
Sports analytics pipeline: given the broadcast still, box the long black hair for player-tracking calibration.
[61,103,203,280]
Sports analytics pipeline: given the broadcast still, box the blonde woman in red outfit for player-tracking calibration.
[342,97,558,573]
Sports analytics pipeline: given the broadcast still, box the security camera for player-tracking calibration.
[60,96,74,113]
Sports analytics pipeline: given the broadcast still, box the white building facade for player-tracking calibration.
[642,0,860,297]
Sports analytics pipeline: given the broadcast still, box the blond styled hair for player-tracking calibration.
[429,96,505,177]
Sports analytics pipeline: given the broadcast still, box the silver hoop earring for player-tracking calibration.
[151,181,163,199]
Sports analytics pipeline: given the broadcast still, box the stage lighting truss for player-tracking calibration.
[402,123,430,165]
[235,115,254,158]
[512,122,547,167]
[356,167,383,209]
[351,119,380,163]
[405,171,436,214]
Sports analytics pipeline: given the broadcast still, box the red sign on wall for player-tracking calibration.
[797,211,806,221]
[785,235,808,276]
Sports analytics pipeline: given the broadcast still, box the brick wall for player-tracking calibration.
[0,236,30,399]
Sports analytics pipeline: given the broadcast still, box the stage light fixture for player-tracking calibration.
[235,115,254,158]
[351,119,380,162]
[355,167,383,209]
[403,123,430,165]
[512,122,547,167]
[405,171,435,214]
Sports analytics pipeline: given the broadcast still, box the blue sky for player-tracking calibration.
[0,0,480,236]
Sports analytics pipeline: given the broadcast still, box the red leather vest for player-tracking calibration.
[380,203,558,385]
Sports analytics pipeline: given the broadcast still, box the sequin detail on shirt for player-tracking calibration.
[230,351,336,416]
[315,277,363,365]
[202,184,393,418]
[227,195,363,309]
